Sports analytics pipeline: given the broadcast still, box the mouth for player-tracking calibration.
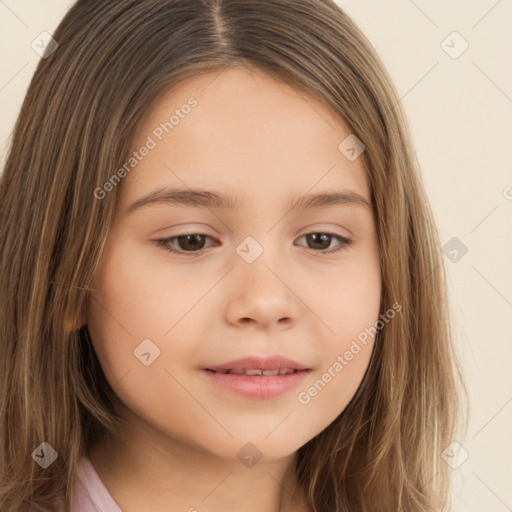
[201,355,312,400]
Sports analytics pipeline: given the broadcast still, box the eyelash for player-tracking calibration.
[153,232,353,256]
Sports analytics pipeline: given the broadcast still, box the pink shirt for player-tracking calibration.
[73,456,122,512]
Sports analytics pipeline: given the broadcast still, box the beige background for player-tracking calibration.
[1,1,511,509]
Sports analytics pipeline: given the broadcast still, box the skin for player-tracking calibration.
[86,65,381,512]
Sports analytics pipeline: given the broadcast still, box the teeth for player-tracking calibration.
[279,368,295,375]
[244,368,263,376]
[262,369,280,376]
[228,368,245,375]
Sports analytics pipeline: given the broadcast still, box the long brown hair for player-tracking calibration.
[0,1,467,510]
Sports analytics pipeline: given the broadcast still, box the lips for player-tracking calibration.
[202,355,311,400]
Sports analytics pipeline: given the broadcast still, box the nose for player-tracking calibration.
[224,251,298,331]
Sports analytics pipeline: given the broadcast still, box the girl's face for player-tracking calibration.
[88,66,381,463]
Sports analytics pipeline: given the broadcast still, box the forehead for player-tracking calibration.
[117,65,370,211]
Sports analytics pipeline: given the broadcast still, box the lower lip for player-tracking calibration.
[201,369,310,400]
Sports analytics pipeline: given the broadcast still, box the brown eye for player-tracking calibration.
[306,233,333,250]
[154,234,215,255]
[295,233,352,254]
[174,234,208,252]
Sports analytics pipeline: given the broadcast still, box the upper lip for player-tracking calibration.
[204,355,310,372]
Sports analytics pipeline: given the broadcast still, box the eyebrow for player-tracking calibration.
[125,187,371,215]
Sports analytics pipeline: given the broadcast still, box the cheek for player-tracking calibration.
[315,250,381,343]
[89,239,213,340]
[298,254,381,418]
[86,239,216,402]
[295,307,379,429]
[86,243,209,437]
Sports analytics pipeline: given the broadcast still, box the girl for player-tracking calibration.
[0,1,467,511]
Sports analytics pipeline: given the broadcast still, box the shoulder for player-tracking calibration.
[72,456,123,512]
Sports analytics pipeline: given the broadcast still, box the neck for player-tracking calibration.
[86,409,310,512]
